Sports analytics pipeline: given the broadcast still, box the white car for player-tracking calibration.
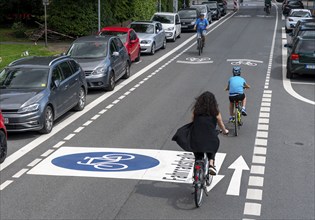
[285,9,312,33]
[151,12,181,42]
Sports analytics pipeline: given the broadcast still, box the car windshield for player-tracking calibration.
[207,3,217,8]
[191,5,207,13]
[299,30,315,37]
[0,67,48,89]
[100,31,127,43]
[296,39,315,53]
[130,24,154,34]
[290,11,310,17]
[152,15,174,24]
[179,10,197,18]
[67,41,107,58]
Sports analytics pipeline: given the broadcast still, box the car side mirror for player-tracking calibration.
[284,43,292,48]
[112,51,119,57]
[130,39,137,44]
[52,79,61,89]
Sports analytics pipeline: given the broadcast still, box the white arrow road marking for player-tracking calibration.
[226,156,249,196]
[206,153,226,192]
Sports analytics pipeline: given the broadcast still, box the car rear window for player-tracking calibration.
[179,10,197,18]
[290,11,310,17]
[296,39,315,53]
[130,24,154,34]
[100,31,127,43]
[152,14,174,24]
[0,68,48,89]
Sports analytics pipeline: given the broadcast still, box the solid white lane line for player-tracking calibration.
[41,149,55,157]
[27,158,42,167]
[12,169,29,178]
[0,180,13,191]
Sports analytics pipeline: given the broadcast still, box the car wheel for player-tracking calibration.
[286,68,293,79]
[122,62,131,79]
[162,38,166,49]
[0,130,7,164]
[39,105,54,134]
[106,71,115,91]
[135,50,141,62]
[73,87,86,111]
[172,33,176,42]
[150,43,156,55]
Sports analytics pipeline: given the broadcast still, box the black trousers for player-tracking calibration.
[193,152,215,161]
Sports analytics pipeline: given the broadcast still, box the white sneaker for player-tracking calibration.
[209,166,217,176]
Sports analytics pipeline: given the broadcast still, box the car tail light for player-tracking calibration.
[195,165,201,170]
[291,53,299,60]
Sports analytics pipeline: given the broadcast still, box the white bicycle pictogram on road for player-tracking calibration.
[227,59,263,66]
[186,57,211,62]
[77,153,135,170]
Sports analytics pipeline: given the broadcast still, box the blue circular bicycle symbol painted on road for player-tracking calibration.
[52,152,160,172]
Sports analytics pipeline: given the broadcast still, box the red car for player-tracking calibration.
[0,109,8,163]
[99,27,141,62]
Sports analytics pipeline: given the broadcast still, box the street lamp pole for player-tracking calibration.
[98,0,101,32]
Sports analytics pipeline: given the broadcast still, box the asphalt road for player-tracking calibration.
[1,1,314,219]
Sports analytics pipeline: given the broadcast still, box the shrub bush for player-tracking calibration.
[11,22,27,38]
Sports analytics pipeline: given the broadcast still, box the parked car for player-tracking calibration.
[285,35,315,78]
[285,9,312,33]
[67,35,131,91]
[202,1,221,20]
[283,0,304,16]
[289,21,315,44]
[217,2,227,16]
[0,109,7,163]
[178,8,201,32]
[129,21,166,55]
[99,27,141,62]
[151,12,181,42]
[190,4,212,24]
[0,56,87,133]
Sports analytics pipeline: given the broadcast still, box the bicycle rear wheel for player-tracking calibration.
[234,105,238,136]
[194,169,204,207]
[197,38,201,56]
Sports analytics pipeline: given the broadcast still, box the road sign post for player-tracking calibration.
[42,0,49,47]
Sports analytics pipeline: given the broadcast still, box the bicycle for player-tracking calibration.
[231,100,243,136]
[264,3,271,15]
[193,153,213,207]
[197,30,206,56]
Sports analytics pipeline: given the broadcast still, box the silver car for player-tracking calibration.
[129,21,166,55]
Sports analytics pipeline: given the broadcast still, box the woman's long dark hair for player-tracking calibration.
[192,91,219,117]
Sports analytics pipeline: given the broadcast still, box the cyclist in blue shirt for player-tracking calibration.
[225,67,250,122]
[193,13,209,49]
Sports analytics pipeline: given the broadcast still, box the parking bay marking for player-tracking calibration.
[27,147,225,190]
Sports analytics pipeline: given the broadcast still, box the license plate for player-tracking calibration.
[306,65,315,69]
[4,118,9,124]
[181,25,188,28]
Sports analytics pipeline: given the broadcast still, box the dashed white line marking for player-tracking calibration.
[254,147,267,155]
[244,202,261,216]
[124,91,131,96]
[259,112,270,118]
[112,99,120,104]
[256,131,268,138]
[118,95,125,100]
[263,94,272,98]
[252,155,266,164]
[74,127,85,133]
[12,168,29,178]
[255,138,268,146]
[248,176,264,187]
[258,118,269,124]
[261,102,271,107]
[53,141,65,149]
[260,107,270,112]
[257,124,269,130]
[91,114,100,120]
[41,149,55,157]
[106,104,114,109]
[27,158,42,167]
[250,165,265,175]
[83,120,93,126]
[246,188,263,200]
[64,134,75,141]
[99,109,107,114]
[262,98,271,102]
[0,180,13,191]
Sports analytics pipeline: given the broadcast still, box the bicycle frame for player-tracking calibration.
[233,101,243,136]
